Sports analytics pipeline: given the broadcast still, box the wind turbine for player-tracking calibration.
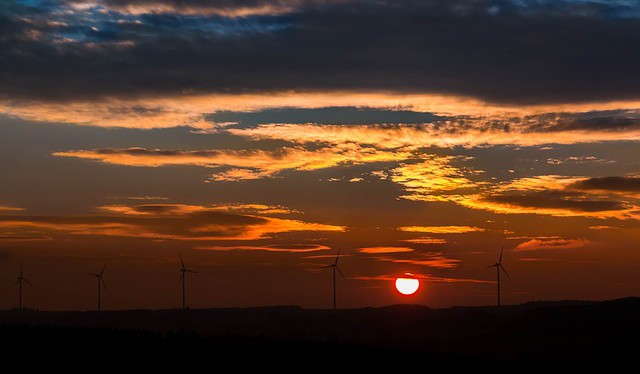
[179,254,197,310]
[15,263,33,311]
[487,245,510,307]
[322,249,345,310]
[90,263,107,311]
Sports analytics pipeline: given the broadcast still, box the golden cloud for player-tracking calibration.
[3,91,640,134]
[513,238,590,251]
[53,145,411,181]
[399,225,484,234]
[0,204,344,242]
[0,205,25,212]
[374,252,461,269]
[194,244,331,253]
[458,175,640,219]
[402,237,447,244]
[357,246,415,254]
[351,273,492,284]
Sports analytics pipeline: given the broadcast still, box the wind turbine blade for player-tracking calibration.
[179,254,185,269]
[23,278,33,286]
[334,248,341,265]
[336,266,345,279]
[14,279,20,286]
[499,244,504,264]
[90,273,99,277]
[185,269,197,274]
[101,277,108,291]
[487,264,498,268]
[179,273,184,285]
[500,265,511,280]
[321,264,334,268]
[100,263,107,275]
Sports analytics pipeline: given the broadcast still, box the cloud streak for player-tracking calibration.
[513,238,590,251]
[0,204,344,242]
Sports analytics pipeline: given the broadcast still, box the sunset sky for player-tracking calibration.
[1,0,639,310]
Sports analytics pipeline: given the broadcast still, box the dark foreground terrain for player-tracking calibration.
[2,298,639,369]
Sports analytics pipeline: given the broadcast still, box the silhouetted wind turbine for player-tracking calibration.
[90,263,107,311]
[15,263,33,311]
[487,245,510,307]
[179,254,197,310]
[322,249,345,310]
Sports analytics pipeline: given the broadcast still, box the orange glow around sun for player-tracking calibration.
[395,275,420,295]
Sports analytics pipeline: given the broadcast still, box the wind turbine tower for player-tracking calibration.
[15,263,33,311]
[322,249,345,310]
[90,264,107,311]
[487,245,510,307]
[179,254,197,310]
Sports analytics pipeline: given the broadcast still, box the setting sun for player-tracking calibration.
[395,276,420,295]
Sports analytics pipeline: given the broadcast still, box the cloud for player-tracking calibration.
[513,238,590,251]
[399,225,484,234]
[0,234,53,241]
[3,1,640,104]
[0,205,24,212]
[195,244,331,252]
[459,175,640,219]
[53,145,410,180]
[68,0,348,17]
[357,246,414,254]
[569,176,640,193]
[352,273,492,284]
[402,237,447,244]
[99,203,208,216]
[391,156,482,202]
[374,252,461,269]
[0,204,344,242]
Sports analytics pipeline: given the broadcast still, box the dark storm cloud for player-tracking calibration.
[569,176,640,193]
[483,191,628,212]
[2,0,640,104]
[522,110,640,132]
[209,107,444,126]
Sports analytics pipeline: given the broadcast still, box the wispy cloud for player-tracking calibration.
[0,204,344,242]
[357,246,414,254]
[568,176,640,194]
[0,205,25,212]
[399,225,484,234]
[390,156,482,202]
[352,273,492,284]
[374,252,461,269]
[513,238,590,251]
[54,145,410,181]
[195,244,331,253]
[460,175,640,219]
[402,237,447,244]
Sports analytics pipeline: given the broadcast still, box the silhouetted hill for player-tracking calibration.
[2,298,639,368]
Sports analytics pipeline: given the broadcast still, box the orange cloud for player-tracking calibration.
[0,204,344,242]
[351,273,492,284]
[99,204,208,216]
[458,175,640,219]
[195,244,331,253]
[399,225,484,234]
[402,237,447,244]
[4,90,640,135]
[374,252,461,269]
[53,145,410,181]
[0,205,25,212]
[357,246,414,254]
[390,156,483,202]
[513,238,590,251]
